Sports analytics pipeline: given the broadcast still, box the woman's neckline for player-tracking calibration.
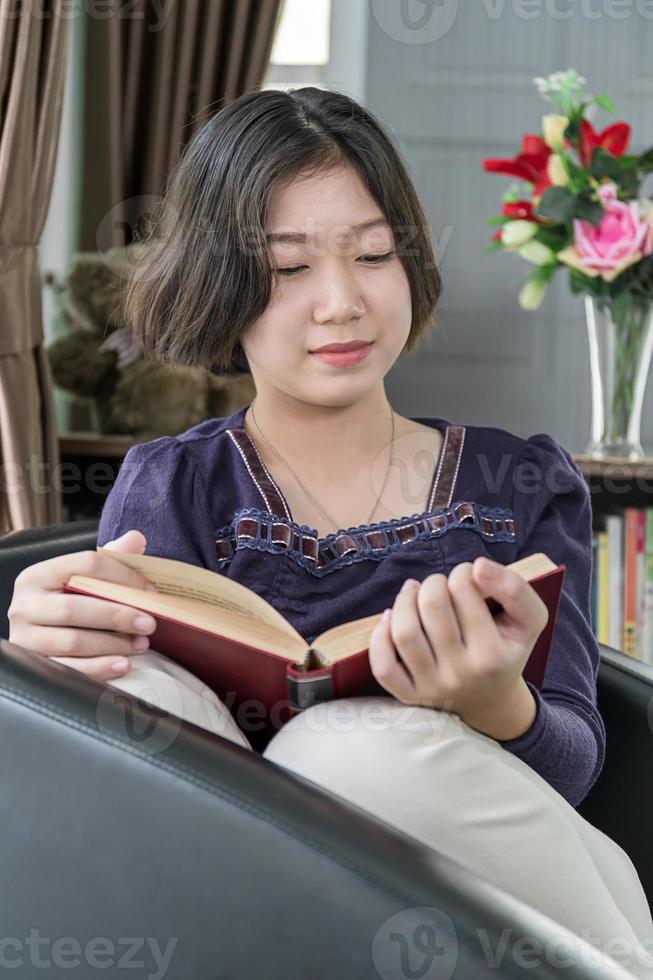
[226,403,465,543]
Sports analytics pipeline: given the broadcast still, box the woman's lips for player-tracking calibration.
[309,342,373,366]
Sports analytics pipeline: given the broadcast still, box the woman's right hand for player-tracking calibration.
[7,529,159,681]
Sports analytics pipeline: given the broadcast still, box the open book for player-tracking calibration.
[64,551,565,739]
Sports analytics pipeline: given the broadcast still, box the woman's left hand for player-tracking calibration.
[368,556,550,720]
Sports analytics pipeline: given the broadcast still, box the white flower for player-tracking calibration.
[501,220,539,248]
[533,68,586,97]
[519,278,547,310]
[517,241,555,265]
[542,114,569,150]
[547,154,569,187]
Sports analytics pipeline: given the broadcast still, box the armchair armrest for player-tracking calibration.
[577,644,653,911]
[0,639,632,980]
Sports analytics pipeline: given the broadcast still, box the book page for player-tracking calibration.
[97,548,299,637]
[66,577,307,660]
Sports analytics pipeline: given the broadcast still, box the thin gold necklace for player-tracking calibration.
[249,401,396,533]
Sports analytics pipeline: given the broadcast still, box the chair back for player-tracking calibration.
[0,520,99,638]
[0,638,631,979]
[577,645,653,912]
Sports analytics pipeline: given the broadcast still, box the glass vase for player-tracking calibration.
[584,294,653,461]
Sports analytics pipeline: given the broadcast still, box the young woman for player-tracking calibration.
[9,86,653,975]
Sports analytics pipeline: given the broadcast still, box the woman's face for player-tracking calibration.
[240,165,412,406]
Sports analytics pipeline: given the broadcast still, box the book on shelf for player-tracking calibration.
[590,537,597,635]
[595,530,609,646]
[645,510,653,662]
[63,550,565,739]
[607,514,624,652]
[624,509,640,658]
[591,507,653,664]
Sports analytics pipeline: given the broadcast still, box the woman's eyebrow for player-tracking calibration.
[265,217,390,244]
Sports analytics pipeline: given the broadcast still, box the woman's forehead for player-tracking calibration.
[266,166,381,228]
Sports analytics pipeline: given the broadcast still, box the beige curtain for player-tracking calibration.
[0,0,68,532]
[80,0,284,251]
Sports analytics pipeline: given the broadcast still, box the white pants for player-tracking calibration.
[108,649,653,979]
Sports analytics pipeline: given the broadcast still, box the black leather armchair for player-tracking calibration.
[0,521,650,979]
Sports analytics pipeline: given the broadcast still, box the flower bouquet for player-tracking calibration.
[482,69,653,459]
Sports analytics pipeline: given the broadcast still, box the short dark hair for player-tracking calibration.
[122,86,442,377]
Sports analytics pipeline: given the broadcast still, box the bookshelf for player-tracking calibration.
[58,432,138,522]
[572,454,653,666]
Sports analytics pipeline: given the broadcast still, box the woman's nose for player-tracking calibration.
[313,269,365,323]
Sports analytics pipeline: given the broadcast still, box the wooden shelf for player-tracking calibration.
[58,432,139,458]
[573,454,653,481]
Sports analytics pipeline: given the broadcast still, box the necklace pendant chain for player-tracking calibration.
[250,401,396,534]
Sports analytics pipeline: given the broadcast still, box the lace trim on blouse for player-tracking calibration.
[214,415,514,576]
[214,502,517,577]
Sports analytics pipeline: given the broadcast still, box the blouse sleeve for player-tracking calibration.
[495,431,606,808]
[96,438,215,570]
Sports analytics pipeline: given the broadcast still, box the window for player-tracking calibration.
[263,0,368,103]
[263,0,332,90]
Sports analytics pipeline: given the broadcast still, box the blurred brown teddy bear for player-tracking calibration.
[46,244,255,439]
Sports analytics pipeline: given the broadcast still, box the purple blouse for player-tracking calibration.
[97,401,605,808]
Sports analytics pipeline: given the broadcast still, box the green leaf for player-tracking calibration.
[590,147,622,181]
[533,226,570,251]
[501,183,521,202]
[575,195,604,226]
[613,153,641,173]
[556,152,586,194]
[568,268,601,296]
[535,187,577,223]
[609,290,632,328]
[565,107,585,144]
[593,94,616,115]
[484,241,504,254]
[534,262,558,284]
[618,172,642,198]
[636,144,653,173]
[485,215,510,225]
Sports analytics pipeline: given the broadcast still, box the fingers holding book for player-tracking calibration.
[368,558,549,724]
[7,528,159,682]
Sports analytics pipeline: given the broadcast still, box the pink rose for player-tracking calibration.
[557,182,653,282]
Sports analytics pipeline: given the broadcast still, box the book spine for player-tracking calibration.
[590,536,598,636]
[607,514,623,651]
[636,509,646,662]
[623,508,639,658]
[643,509,653,667]
[597,530,609,646]
[286,649,334,712]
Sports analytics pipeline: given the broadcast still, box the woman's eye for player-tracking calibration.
[275,265,306,277]
[361,251,395,265]
[275,251,395,277]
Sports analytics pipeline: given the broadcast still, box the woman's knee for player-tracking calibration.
[108,650,253,749]
[262,696,489,774]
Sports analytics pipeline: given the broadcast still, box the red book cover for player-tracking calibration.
[64,562,565,742]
